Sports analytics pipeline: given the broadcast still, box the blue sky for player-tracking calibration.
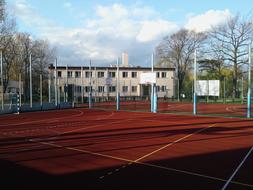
[7,0,253,66]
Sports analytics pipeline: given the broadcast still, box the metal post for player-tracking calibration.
[40,74,42,108]
[29,54,32,109]
[151,53,154,112]
[193,49,197,115]
[176,62,180,102]
[224,77,226,104]
[19,73,22,107]
[48,74,51,103]
[0,50,3,110]
[58,78,60,105]
[247,44,251,118]
[88,60,92,109]
[241,76,244,104]
[94,67,97,103]
[16,93,20,114]
[66,65,68,102]
[177,78,180,102]
[116,57,120,111]
[54,58,57,107]
[81,66,84,104]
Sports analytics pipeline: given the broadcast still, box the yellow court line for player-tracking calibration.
[29,139,134,163]
[134,123,217,162]
[29,138,253,188]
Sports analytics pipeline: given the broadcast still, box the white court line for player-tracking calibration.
[221,146,253,190]
[28,137,253,188]
[0,109,84,127]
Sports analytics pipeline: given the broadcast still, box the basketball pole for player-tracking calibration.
[151,53,157,113]
[151,53,154,113]
[193,49,197,115]
[247,43,251,118]
[116,57,120,111]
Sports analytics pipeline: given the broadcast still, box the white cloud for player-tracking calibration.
[185,9,231,32]
[137,20,178,42]
[96,4,128,20]
[11,2,178,66]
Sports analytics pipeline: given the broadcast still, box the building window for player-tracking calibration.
[67,71,72,78]
[131,72,137,78]
[156,86,160,92]
[156,72,160,78]
[122,72,128,78]
[109,86,116,92]
[162,72,167,78]
[75,71,81,78]
[85,71,92,78]
[76,86,82,93]
[98,72,104,78]
[57,71,62,78]
[109,72,116,78]
[122,86,128,92]
[85,86,92,92]
[132,86,137,93]
[98,86,104,92]
[161,86,166,92]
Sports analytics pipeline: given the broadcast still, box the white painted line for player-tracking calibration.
[221,146,253,190]
[29,136,253,188]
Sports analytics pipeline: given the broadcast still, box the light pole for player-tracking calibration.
[151,53,157,113]
[0,49,3,110]
[88,60,92,109]
[241,76,244,104]
[247,43,252,118]
[54,58,57,107]
[151,53,154,112]
[116,57,120,111]
[29,54,32,109]
[223,76,226,104]
[193,49,197,115]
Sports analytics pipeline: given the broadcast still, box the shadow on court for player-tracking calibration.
[0,146,252,190]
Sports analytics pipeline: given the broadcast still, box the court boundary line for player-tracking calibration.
[221,146,253,190]
[2,108,253,188]
[134,123,216,162]
[28,138,253,188]
[0,109,85,127]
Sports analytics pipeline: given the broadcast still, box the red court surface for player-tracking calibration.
[0,108,253,190]
[92,100,249,117]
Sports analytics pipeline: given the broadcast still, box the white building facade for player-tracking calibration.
[48,65,175,102]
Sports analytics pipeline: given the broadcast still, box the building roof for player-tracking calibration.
[48,65,175,71]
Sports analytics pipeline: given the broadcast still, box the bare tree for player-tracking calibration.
[156,29,206,99]
[0,0,5,21]
[209,14,253,99]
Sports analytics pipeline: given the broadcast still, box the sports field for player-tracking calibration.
[92,100,250,118]
[0,108,253,189]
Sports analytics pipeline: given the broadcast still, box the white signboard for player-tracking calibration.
[196,80,220,96]
[140,72,156,84]
[196,80,208,96]
[209,80,220,96]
